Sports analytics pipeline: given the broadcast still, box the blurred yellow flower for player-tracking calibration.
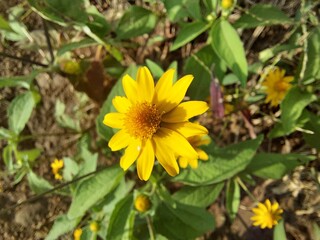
[103,67,208,181]
[134,195,151,213]
[251,199,283,229]
[50,159,64,180]
[73,228,82,240]
[262,67,293,107]
[178,135,210,169]
[221,0,234,9]
[89,221,99,232]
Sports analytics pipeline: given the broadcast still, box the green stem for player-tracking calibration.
[236,177,257,203]
[146,215,155,240]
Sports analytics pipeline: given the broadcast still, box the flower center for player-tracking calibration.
[274,80,289,92]
[124,102,161,139]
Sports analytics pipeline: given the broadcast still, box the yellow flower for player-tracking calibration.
[73,228,82,240]
[50,159,64,180]
[103,67,208,180]
[251,199,283,229]
[135,195,151,213]
[262,67,293,107]
[221,0,234,9]
[178,135,210,169]
[89,221,99,232]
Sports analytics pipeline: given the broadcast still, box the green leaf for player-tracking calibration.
[184,45,227,100]
[116,6,157,40]
[234,4,292,29]
[259,44,298,63]
[2,145,14,173]
[8,91,35,134]
[273,219,286,240]
[163,0,189,22]
[17,148,41,163]
[0,127,15,140]
[170,21,210,51]
[312,222,320,240]
[0,15,13,31]
[27,171,53,194]
[303,26,320,82]
[172,182,224,207]
[45,214,80,240]
[57,38,97,56]
[76,135,98,176]
[54,100,81,132]
[168,61,178,82]
[244,153,315,179]
[146,59,164,79]
[154,201,215,240]
[280,86,317,133]
[226,179,240,221]
[222,73,240,86]
[62,157,79,181]
[210,20,248,86]
[303,113,320,150]
[96,65,138,141]
[67,165,123,219]
[174,135,263,185]
[106,194,135,240]
[0,71,38,89]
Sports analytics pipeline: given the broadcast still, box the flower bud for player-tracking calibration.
[134,195,151,213]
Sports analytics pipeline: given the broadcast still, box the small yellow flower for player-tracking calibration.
[73,228,82,240]
[60,60,81,75]
[262,67,294,107]
[103,66,208,180]
[221,0,234,9]
[178,135,210,169]
[134,195,151,213]
[251,199,283,229]
[50,159,64,180]
[89,221,99,232]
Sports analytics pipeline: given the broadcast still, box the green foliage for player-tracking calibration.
[8,91,36,135]
[273,219,287,240]
[175,136,263,185]
[245,153,315,179]
[234,4,292,29]
[173,182,224,207]
[210,19,248,86]
[303,26,320,82]
[226,179,240,221]
[170,21,210,51]
[67,166,123,219]
[106,194,135,240]
[45,214,80,240]
[154,201,215,240]
[27,171,53,194]
[116,6,158,40]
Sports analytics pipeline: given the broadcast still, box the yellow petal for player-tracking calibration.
[136,139,154,181]
[120,139,141,171]
[283,76,294,82]
[196,148,209,160]
[154,128,198,159]
[158,74,193,113]
[188,158,198,169]
[108,129,131,151]
[265,199,272,211]
[161,121,208,138]
[112,96,131,113]
[153,69,174,108]
[136,67,154,102]
[103,113,124,128]
[153,137,179,176]
[178,157,188,169]
[162,101,209,123]
[122,74,138,103]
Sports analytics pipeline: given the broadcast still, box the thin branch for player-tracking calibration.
[42,19,54,63]
[0,52,48,67]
